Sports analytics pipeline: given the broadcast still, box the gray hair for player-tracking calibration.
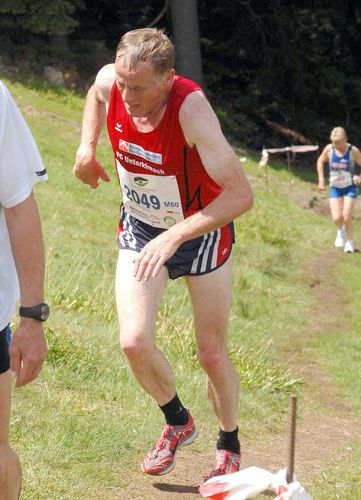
[116,28,175,75]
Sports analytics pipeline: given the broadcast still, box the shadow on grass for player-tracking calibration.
[153,481,275,497]
[153,481,199,494]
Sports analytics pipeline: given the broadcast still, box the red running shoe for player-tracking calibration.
[141,411,198,475]
[203,449,241,482]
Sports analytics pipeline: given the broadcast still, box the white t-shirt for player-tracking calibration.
[0,80,48,330]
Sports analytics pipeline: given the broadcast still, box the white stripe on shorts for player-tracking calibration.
[119,210,137,249]
[210,229,221,269]
[200,231,215,273]
[190,233,208,274]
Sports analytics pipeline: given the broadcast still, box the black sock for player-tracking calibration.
[159,394,188,426]
[216,427,240,455]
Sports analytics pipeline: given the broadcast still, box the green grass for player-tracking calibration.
[4,78,361,498]
[313,253,361,410]
[310,443,361,499]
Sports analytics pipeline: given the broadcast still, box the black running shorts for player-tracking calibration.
[118,211,235,279]
[0,325,10,374]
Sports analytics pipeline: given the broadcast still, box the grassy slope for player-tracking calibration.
[311,239,361,498]
[4,79,361,498]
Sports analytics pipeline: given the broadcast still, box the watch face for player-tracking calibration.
[40,304,50,321]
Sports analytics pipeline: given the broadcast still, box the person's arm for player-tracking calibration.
[73,64,115,188]
[4,192,47,387]
[351,146,361,185]
[133,91,253,281]
[316,145,330,190]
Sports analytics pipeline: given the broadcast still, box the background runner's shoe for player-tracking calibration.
[141,411,198,475]
[344,240,355,253]
[203,449,241,482]
[335,228,345,248]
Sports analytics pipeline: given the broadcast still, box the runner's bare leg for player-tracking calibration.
[342,196,355,241]
[186,257,239,431]
[0,370,22,500]
[115,249,176,405]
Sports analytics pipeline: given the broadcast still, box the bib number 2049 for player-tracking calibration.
[123,184,160,210]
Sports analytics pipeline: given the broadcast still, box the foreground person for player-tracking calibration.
[0,80,49,499]
[317,126,361,253]
[73,28,253,481]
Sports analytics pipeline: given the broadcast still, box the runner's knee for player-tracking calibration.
[331,214,343,224]
[120,332,153,360]
[197,345,226,374]
[0,445,21,500]
[342,212,352,223]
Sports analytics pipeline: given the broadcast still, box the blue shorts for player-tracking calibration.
[118,210,235,279]
[329,184,358,199]
[0,325,11,374]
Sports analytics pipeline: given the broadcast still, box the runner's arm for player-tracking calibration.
[172,90,253,239]
[351,146,361,185]
[316,145,330,190]
[133,91,253,281]
[73,64,115,188]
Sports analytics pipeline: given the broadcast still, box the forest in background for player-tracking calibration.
[1,0,361,152]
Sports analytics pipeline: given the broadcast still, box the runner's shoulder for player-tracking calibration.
[321,143,332,160]
[95,64,115,104]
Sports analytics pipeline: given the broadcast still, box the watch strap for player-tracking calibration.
[19,303,50,322]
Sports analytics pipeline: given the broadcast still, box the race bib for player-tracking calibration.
[329,169,353,189]
[116,161,184,228]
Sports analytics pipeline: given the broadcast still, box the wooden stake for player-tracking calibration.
[286,394,297,484]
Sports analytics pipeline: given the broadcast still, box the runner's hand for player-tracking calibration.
[9,318,48,388]
[353,174,361,186]
[73,144,110,188]
[317,180,325,191]
[133,230,181,281]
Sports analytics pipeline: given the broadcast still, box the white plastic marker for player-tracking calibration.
[259,149,269,167]
[263,145,319,154]
[258,144,319,172]
[199,395,312,500]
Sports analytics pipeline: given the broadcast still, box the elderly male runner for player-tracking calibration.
[0,80,49,499]
[73,28,253,481]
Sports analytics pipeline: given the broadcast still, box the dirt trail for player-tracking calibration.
[109,184,361,499]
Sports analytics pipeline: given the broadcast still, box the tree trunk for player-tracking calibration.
[170,0,203,86]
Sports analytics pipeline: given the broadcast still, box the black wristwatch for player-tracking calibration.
[19,303,50,322]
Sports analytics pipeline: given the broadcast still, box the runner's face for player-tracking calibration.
[115,58,174,118]
[333,139,347,150]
